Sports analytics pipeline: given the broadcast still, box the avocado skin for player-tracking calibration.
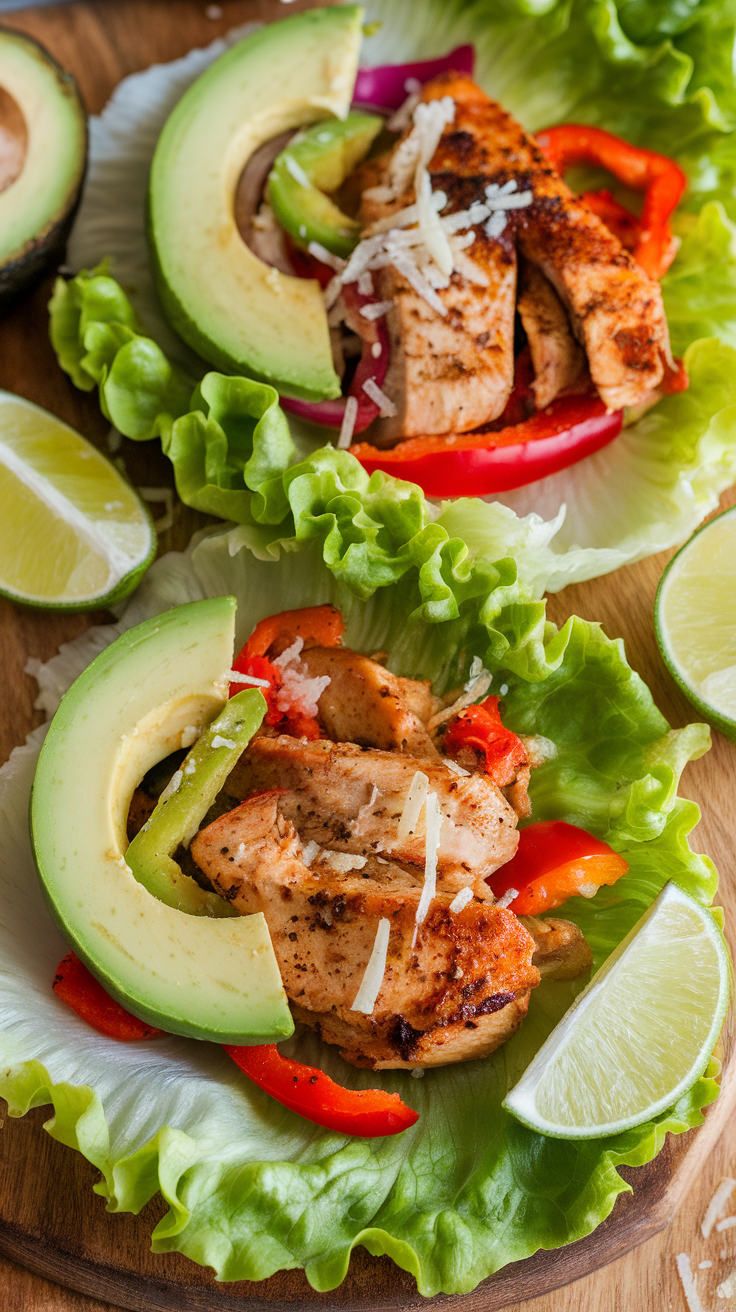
[0,27,87,312]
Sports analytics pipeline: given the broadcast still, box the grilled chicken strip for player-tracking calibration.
[190,791,539,1069]
[359,163,517,444]
[517,258,585,408]
[421,73,672,410]
[302,645,439,758]
[227,736,519,897]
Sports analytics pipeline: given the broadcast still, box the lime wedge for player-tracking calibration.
[655,505,736,742]
[503,882,729,1139]
[0,391,155,609]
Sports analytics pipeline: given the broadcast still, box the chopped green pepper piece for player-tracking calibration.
[125,688,266,917]
[268,111,383,258]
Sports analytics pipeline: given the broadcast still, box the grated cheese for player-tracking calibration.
[159,769,183,801]
[337,395,358,450]
[371,341,382,358]
[702,1178,736,1237]
[318,851,368,874]
[414,791,441,930]
[716,1215,736,1231]
[363,377,397,417]
[675,1254,706,1312]
[495,887,519,909]
[357,270,373,295]
[350,918,391,1014]
[717,1269,736,1298]
[307,240,346,273]
[302,840,321,866]
[211,735,236,751]
[359,300,393,320]
[449,886,473,914]
[226,669,271,688]
[443,758,471,777]
[397,770,429,841]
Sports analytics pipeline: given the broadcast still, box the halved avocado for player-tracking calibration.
[31,596,294,1044]
[0,27,87,309]
[148,5,364,402]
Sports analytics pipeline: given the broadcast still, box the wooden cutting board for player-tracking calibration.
[0,3,734,1309]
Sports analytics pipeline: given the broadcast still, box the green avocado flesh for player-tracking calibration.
[31,596,293,1044]
[148,6,364,401]
[269,111,383,258]
[0,28,86,304]
[126,688,266,917]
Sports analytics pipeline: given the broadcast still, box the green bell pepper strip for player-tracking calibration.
[125,688,266,917]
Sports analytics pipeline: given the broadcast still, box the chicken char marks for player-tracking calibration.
[190,791,540,1069]
[420,73,672,410]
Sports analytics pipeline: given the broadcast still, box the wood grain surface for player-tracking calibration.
[0,2,734,1310]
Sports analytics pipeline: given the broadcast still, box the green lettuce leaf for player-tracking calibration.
[0,509,722,1295]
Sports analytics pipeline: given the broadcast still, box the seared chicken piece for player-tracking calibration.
[421,74,672,410]
[191,792,539,1069]
[302,645,438,758]
[359,163,517,444]
[523,915,593,981]
[227,736,519,897]
[517,258,585,408]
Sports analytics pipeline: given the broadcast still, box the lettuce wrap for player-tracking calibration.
[49,0,736,588]
[0,449,722,1293]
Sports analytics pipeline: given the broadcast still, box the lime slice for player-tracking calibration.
[0,390,155,609]
[655,505,736,742]
[503,882,729,1139]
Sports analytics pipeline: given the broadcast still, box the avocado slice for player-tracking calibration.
[268,112,383,258]
[0,27,86,309]
[148,6,364,402]
[31,596,293,1044]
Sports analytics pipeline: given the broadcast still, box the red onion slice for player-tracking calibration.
[353,45,475,111]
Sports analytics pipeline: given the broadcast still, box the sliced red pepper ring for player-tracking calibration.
[351,393,623,498]
[443,696,528,790]
[487,820,629,915]
[225,1043,419,1137]
[53,951,164,1041]
[535,124,687,279]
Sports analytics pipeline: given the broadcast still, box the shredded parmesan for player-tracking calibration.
[159,769,183,801]
[698,1261,712,1270]
[443,758,471,777]
[716,1215,736,1232]
[302,840,320,866]
[495,887,519,909]
[357,270,373,295]
[211,735,236,751]
[428,662,493,732]
[371,341,382,358]
[318,851,368,874]
[359,300,393,320]
[675,1254,706,1312]
[397,770,429,840]
[362,377,397,417]
[307,240,346,273]
[337,395,358,450]
[414,791,441,929]
[449,887,473,914]
[350,918,391,1014]
[702,1178,736,1237]
[226,669,271,688]
[717,1269,736,1298]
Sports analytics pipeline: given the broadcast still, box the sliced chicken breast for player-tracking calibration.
[190,791,539,1069]
[359,161,517,443]
[517,258,585,408]
[302,645,438,757]
[421,73,672,409]
[227,736,519,896]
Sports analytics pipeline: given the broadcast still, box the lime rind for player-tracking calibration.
[655,505,736,743]
[503,882,731,1140]
[0,390,156,611]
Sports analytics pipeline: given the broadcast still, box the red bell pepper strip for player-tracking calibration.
[241,605,344,659]
[535,124,687,279]
[443,697,528,790]
[225,1043,419,1137]
[351,392,623,498]
[230,606,344,738]
[487,820,629,915]
[53,951,164,1041]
